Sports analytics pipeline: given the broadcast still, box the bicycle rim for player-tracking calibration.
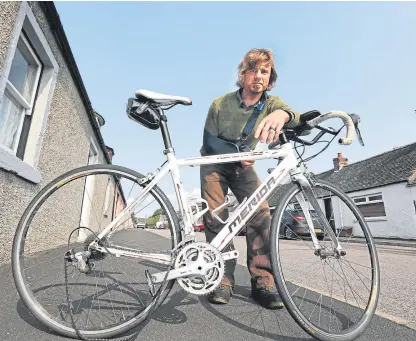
[270,180,380,341]
[12,164,181,339]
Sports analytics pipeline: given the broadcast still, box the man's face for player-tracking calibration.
[242,62,272,94]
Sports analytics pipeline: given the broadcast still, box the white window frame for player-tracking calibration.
[353,194,384,205]
[1,32,42,154]
[0,2,59,184]
[352,192,386,218]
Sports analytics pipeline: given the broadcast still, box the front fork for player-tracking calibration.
[293,173,346,258]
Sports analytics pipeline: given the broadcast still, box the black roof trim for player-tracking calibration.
[39,2,111,164]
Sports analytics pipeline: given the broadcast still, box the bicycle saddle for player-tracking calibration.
[135,89,192,106]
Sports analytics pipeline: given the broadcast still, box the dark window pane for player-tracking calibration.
[9,37,39,102]
[358,202,386,217]
[8,47,29,95]
[369,195,382,201]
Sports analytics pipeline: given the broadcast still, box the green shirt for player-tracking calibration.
[200,90,300,155]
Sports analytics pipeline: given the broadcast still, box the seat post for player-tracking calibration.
[157,107,174,152]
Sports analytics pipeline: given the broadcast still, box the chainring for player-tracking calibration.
[174,242,224,296]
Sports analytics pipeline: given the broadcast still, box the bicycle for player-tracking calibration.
[12,89,380,341]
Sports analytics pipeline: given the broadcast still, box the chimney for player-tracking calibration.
[333,152,348,171]
[106,146,115,163]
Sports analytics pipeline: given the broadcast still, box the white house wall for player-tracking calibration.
[328,183,416,239]
[0,2,110,263]
[410,185,416,234]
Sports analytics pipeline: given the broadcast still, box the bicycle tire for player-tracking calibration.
[12,164,182,339]
[270,179,380,341]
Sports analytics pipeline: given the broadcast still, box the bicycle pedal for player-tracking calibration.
[145,269,156,297]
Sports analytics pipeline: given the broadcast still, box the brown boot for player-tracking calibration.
[207,283,233,304]
[251,281,284,310]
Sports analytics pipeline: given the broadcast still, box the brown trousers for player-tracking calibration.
[200,162,274,288]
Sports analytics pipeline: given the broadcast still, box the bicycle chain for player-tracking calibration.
[104,242,174,257]
[63,228,179,341]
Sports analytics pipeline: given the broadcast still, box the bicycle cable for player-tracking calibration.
[303,124,344,163]
[294,141,306,162]
[292,123,345,166]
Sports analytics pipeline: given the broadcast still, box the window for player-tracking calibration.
[0,2,59,183]
[0,32,42,155]
[353,193,386,218]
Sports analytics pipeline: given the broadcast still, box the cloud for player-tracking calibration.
[167,193,177,202]
[188,188,201,200]
[167,188,200,203]
[164,188,201,212]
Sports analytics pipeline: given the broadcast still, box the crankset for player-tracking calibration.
[144,242,239,296]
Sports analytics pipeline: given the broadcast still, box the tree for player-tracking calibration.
[131,212,138,225]
[152,208,163,217]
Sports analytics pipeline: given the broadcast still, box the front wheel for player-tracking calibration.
[12,164,181,339]
[270,179,380,341]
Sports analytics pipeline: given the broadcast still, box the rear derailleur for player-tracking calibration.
[64,249,94,274]
[64,234,108,274]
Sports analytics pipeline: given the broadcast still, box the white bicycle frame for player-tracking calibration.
[91,141,342,283]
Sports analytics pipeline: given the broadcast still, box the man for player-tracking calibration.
[200,48,300,309]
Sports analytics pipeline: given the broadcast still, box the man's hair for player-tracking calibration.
[236,48,278,90]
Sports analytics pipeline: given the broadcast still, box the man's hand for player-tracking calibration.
[254,110,291,144]
[241,159,255,169]
[240,110,290,169]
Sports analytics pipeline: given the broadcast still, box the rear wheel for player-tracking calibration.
[270,179,380,341]
[12,164,181,339]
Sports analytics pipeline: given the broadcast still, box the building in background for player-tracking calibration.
[0,2,126,263]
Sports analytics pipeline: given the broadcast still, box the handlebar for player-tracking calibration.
[290,125,336,146]
[268,110,357,150]
[306,110,356,145]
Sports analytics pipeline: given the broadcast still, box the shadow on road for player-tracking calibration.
[199,283,358,341]
[16,286,197,340]
[199,284,312,341]
[15,261,356,341]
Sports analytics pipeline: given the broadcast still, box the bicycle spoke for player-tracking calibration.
[274,180,379,338]
[339,258,372,290]
[14,166,180,337]
[323,258,366,309]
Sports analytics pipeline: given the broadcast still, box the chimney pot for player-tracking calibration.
[333,153,348,171]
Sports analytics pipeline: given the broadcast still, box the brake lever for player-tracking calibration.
[356,126,365,146]
[349,113,365,146]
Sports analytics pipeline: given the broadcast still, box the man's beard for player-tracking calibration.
[248,86,263,95]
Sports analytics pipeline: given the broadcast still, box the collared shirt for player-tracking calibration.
[236,89,268,112]
[200,89,300,156]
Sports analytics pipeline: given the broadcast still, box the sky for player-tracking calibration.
[54,1,416,205]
